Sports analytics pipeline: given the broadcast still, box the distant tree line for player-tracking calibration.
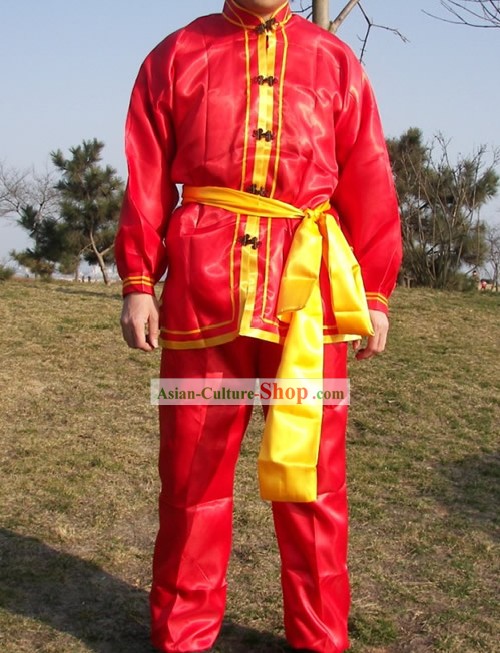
[1,130,499,290]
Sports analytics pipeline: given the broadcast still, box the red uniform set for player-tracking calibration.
[116,1,402,651]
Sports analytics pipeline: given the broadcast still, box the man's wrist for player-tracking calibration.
[366,293,389,315]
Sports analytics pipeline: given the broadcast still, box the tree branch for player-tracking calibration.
[293,2,409,60]
[424,0,500,28]
[356,4,409,62]
[295,1,313,19]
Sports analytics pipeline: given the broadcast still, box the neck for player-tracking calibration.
[233,2,282,20]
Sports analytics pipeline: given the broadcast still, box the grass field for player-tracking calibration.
[0,280,498,653]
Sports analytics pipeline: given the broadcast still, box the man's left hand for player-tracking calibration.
[352,309,389,361]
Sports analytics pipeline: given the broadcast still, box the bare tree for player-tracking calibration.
[295,0,408,60]
[51,139,123,285]
[0,161,59,223]
[426,0,500,28]
[0,163,29,218]
[483,224,500,290]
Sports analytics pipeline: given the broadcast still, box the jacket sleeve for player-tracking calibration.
[115,45,179,296]
[332,56,402,314]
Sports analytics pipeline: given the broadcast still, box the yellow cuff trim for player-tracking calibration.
[365,292,388,307]
[122,276,154,289]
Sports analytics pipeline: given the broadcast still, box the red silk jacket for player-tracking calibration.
[115,0,402,349]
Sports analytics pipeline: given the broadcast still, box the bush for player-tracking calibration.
[0,264,15,281]
[447,272,477,292]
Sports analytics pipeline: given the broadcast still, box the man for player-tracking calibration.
[116,1,402,652]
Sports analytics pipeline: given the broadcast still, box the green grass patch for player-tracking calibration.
[0,281,498,652]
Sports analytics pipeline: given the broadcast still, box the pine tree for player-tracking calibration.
[387,128,499,288]
[51,139,124,284]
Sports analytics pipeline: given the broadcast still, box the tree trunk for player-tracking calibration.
[95,250,110,285]
[312,0,330,30]
[89,230,110,285]
[330,0,362,33]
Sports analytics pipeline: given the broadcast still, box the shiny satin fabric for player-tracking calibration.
[182,185,372,502]
[116,2,403,651]
[115,1,402,348]
[153,336,349,653]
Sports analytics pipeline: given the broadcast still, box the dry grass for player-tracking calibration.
[0,280,498,652]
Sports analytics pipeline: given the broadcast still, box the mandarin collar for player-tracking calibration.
[222,0,293,30]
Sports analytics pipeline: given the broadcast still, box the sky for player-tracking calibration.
[1,0,499,260]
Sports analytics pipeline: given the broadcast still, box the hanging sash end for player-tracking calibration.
[258,459,318,503]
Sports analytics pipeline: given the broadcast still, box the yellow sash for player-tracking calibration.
[182,186,373,502]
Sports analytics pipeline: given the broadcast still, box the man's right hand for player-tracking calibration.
[120,293,160,352]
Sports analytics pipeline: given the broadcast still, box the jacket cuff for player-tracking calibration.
[122,275,155,297]
[365,292,389,315]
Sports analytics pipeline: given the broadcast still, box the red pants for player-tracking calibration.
[151,337,350,653]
